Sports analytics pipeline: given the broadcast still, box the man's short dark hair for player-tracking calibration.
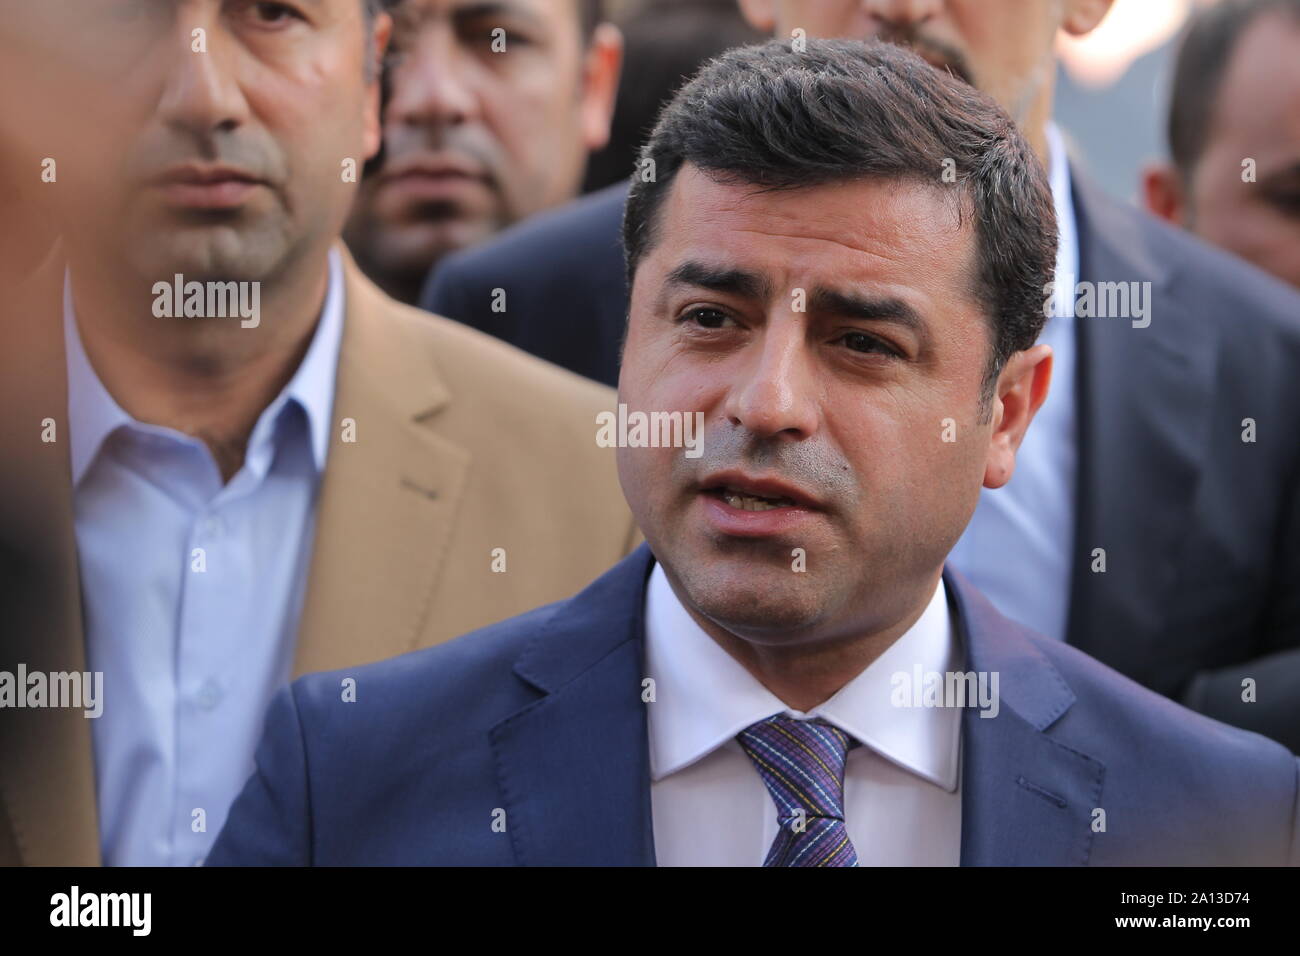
[1167,0,1300,179]
[622,38,1057,409]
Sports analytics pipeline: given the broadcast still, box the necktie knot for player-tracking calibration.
[736,714,860,866]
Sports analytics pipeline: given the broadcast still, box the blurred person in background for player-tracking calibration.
[0,0,635,867]
[0,3,60,286]
[0,4,76,868]
[1143,0,1300,291]
[343,0,623,304]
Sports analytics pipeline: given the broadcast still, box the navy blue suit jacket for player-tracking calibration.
[420,181,630,388]
[208,545,1299,866]
[419,172,1300,750]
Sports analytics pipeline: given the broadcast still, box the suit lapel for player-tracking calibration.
[0,245,101,865]
[293,247,471,677]
[948,568,1104,866]
[489,545,658,866]
[0,244,476,859]
[1066,172,1216,670]
[486,553,1105,866]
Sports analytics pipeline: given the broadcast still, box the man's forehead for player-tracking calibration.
[653,164,975,286]
[1212,15,1300,142]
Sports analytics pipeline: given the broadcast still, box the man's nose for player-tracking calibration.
[388,28,480,128]
[723,321,820,441]
[156,18,250,138]
[859,0,944,29]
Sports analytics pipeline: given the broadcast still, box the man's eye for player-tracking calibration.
[466,28,532,47]
[1268,192,1300,216]
[250,2,304,24]
[838,330,899,357]
[681,308,732,329]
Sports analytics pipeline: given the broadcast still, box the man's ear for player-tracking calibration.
[984,344,1052,490]
[1141,161,1190,227]
[737,0,777,34]
[363,12,393,162]
[1062,0,1115,37]
[580,22,624,153]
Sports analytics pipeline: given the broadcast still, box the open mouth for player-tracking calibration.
[708,487,799,512]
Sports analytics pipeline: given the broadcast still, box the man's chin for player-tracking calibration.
[391,216,497,266]
[122,228,286,283]
[678,565,832,639]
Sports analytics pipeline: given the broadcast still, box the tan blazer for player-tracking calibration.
[0,245,639,865]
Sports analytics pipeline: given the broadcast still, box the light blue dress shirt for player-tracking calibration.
[948,123,1079,643]
[66,250,345,866]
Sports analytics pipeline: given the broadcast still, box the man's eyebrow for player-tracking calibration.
[452,1,545,26]
[808,287,927,334]
[662,261,774,302]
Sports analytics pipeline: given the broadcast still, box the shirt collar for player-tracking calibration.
[271,246,344,474]
[644,561,961,792]
[64,269,133,488]
[1046,121,1080,321]
[64,247,345,487]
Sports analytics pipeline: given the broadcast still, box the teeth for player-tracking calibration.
[722,489,793,511]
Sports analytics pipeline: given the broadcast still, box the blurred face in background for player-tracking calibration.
[0,4,72,277]
[1144,11,1300,290]
[35,0,387,288]
[737,0,1114,154]
[344,0,621,301]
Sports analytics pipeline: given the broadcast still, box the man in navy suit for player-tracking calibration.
[422,0,1300,752]
[211,39,1299,866]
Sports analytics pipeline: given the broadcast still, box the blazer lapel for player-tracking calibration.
[948,568,1104,866]
[1066,171,1216,669]
[0,245,101,865]
[489,545,658,866]
[292,246,471,677]
[486,554,1107,866]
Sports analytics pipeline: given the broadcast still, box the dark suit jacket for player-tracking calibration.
[1064,175,1300,747]
[421,180,631,387]
[208,544,1300,866]
[419,171,1300,750]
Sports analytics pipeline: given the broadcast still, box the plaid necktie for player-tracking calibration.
[737,714,860,867]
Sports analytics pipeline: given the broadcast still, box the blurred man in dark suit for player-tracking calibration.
[0,0,635,867]
[1143,0,1300,291]
[211,41,1300,866]
[343,0,622,303]
[422,0,1300,751]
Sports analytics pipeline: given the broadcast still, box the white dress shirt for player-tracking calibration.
[645,562,963,866]
[948,122,1079,642]
[67,250,345,866]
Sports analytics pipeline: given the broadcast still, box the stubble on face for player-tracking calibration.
[618,167,993,652]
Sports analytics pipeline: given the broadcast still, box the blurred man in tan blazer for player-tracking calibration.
[0,0,634,866]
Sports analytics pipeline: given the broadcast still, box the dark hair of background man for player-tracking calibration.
[582,0,764,192]
[1167,0,1300,179]
[621,38,1058,408]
